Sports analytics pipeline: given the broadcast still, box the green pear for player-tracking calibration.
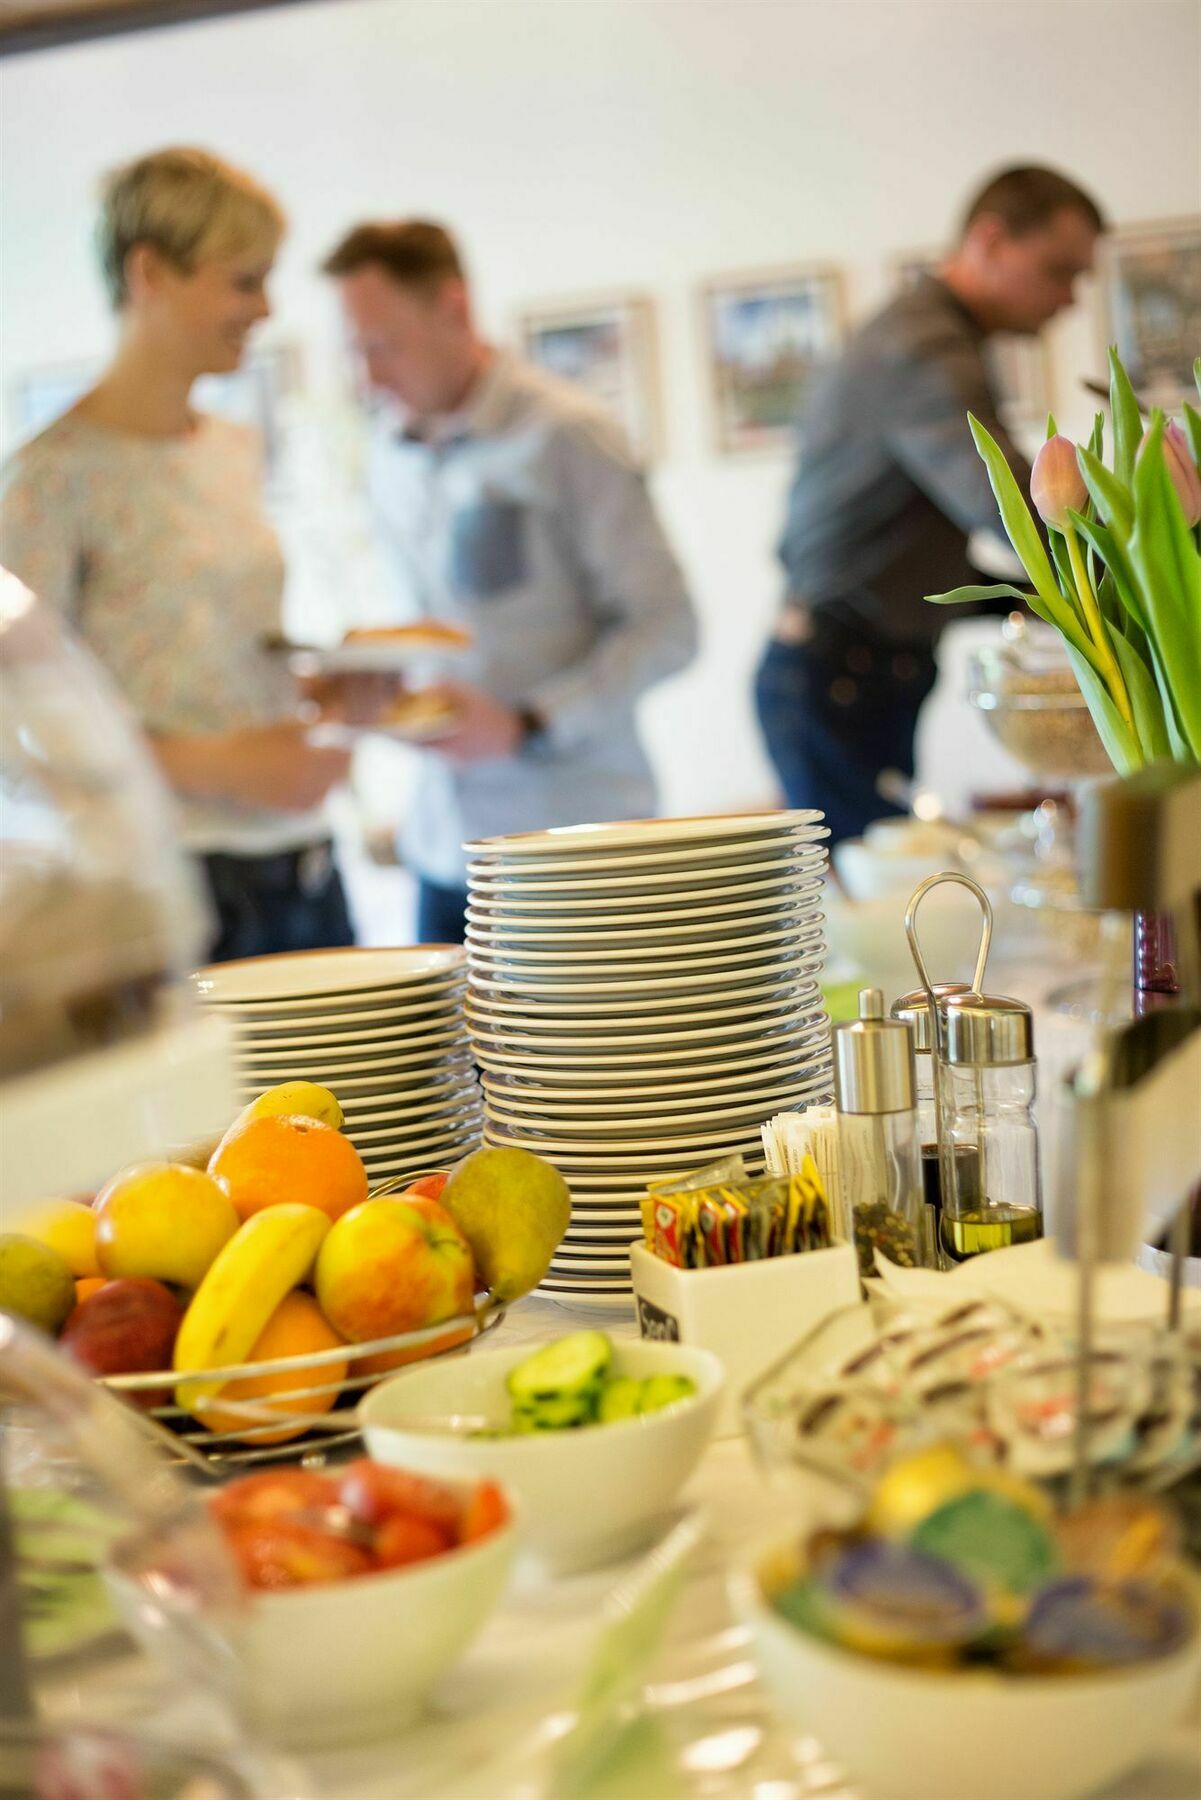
[0,1234,76,1334]
[441,1147,571,1305]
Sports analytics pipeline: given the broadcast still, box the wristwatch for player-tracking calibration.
[516,704,549,749]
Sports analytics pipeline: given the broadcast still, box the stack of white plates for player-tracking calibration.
[194,948,482,1183]
[463,813,833,1307]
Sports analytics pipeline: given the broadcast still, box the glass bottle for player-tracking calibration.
[937,992,1042,1263]
[891,981,972,1249]
[834,989,928,1275]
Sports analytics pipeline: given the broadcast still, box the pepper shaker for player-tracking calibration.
[834,988,928,1275]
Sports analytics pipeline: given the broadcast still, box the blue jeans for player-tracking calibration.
[201,842,354,962]
[416,878,469,945]
[754,616,937,847]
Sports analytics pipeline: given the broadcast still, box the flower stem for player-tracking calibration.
[1063,519,1133,732]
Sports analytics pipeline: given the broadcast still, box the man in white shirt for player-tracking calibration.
[323,221,697,942]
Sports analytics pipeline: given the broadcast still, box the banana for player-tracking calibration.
[173,1204,331,1412]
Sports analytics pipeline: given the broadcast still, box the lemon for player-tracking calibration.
[0,1235,77,1335]
[22,1199,101,1278]
[237,1081,343,1132]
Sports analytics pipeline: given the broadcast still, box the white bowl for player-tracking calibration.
[109,1483,516,1751]
[731,1544,1201,1800]
[361,1339,722,1573]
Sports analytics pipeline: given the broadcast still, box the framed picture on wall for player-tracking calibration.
[699,264,845,454]
[516,294,663,463]
[1097,217,1201,410]
[894,249,1053,434]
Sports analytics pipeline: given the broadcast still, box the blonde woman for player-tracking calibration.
[0,147,357,960]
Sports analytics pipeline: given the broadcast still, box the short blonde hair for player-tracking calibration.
[98,146,286,307]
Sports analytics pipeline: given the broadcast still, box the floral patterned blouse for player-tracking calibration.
[0,410,323,852]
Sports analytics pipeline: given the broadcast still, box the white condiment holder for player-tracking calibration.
[628,1239,861,1437]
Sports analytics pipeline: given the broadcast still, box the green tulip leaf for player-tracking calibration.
[924,583,1036,606]
[1065,644,1142,775]
[1077,444,1134,536]
[1129,415,1201,759]
[1109,347,1144,488]
[967,414,1063,613]
[1194,355,1201,401]
[1073,514,1147,633]
[1110,630,1171,761]
[1046,412,1058,439]
[1023,590,1104,679]
[1088,412,1105,464]
[1183,402,1201,472]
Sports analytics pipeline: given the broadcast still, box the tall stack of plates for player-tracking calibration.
[463,813,833,1308]
[194,948,482,1183]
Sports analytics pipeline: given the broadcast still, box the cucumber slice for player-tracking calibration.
[597,1376,643,1423]
[507,1331,612,1403]
[637,1374,697,1415]
[512,1391,595,1430]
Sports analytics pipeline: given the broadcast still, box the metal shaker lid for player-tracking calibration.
[835,988,916,1115]
[941,992,1035,1066]
[891,982,973,1053]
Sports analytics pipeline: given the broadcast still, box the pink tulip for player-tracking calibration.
[1030,434,1088,530]
[1140,420,1201,527]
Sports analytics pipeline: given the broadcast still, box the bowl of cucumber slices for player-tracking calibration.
[359,1331,723,1572]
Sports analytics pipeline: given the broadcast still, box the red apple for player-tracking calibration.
[61,1277,184,1407]
[314,1196,475,1344]
[403,1172,449,1202]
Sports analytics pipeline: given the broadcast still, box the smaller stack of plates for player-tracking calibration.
[195,948,482,1183]
[463,812,833,1308]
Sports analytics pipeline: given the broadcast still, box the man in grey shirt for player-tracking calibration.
[324,222,696,941]
[757,165,1104,845]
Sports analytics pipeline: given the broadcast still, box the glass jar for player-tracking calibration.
[891,982,972,1245]
[937,993,1042,1264]
[834,989,928,1274]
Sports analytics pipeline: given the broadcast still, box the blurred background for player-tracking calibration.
[1,0,1198,938]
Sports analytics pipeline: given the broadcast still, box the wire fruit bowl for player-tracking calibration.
[98,1305,506,1475]
[90,1167,505,1476]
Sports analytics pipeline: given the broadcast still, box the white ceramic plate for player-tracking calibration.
[471,1026,829,1075]
[232,1026,466,1060]
[209,982,466,1024]
[481,1119,795,1159]
[467,960,823,999]
[464,990,825,1035]
[482,1037,826,1090]
[226,1003,466,1043]
[465,872,826,918]
[464,810,821,855]
[464,921,824,965]
[483,1080,825,1135]
[464,906,823,947]
[481,1065,829,1114]
[195,946,465,1004]
[465,849,825,891]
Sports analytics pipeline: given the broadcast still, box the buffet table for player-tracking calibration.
[40,1288,1201,1800]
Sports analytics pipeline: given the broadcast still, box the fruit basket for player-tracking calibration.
[98,1302,507,1473]
[87,1162,509,1475]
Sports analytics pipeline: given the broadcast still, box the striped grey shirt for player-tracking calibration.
[779,275,1031,641]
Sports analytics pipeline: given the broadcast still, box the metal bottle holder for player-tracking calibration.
[903,872,993,1247]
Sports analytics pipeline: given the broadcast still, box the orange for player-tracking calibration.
[197,1290,349,1445]
[74,1276,108,1306]
[208,1114,368,1224]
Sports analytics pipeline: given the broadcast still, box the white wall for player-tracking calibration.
[2,0,1199,822]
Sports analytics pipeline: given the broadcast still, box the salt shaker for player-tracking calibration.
[936,991,1043,1263]
[834,988,927,1275]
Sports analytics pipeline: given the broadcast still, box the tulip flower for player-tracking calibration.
[1030,433,1088,530]
[1139,419,1201,527]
